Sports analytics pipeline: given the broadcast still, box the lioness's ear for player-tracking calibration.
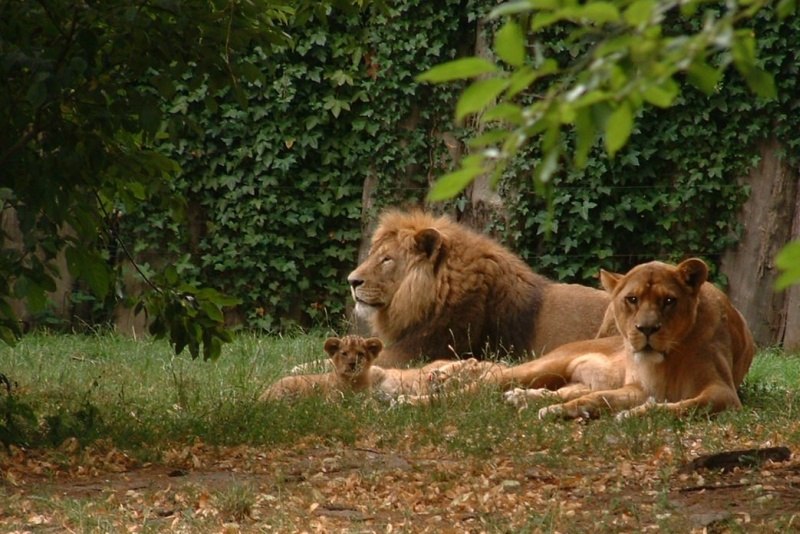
[323,337,341,358]
[600,269,622,293]
[415,228,444,263]
[677,258,708,292]
[364,337,383,360]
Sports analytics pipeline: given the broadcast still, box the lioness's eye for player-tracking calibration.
[625,295,638,305]
[664,297,676,307]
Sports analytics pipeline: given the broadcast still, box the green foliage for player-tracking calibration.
[0,1,334,351]
[775,241,800,290]
[439,3,800,284]
[419,0,781,196]
[125,1,467,331]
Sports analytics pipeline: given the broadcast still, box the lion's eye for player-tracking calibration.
[625,295,638,305]
[381,256,393,264]
[664,297,677,307]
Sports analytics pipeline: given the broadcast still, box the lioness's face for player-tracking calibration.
[601,259,708,361]
[324,336,383,378]
[347,240,410,318]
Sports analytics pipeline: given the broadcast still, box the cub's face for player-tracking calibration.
[324,336,384,379]
[600,258,708,362]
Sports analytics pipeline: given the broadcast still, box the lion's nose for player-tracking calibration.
[636,323,661,337]
[348,276,364,289]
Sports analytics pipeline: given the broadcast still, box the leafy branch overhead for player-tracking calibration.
[418,0,785,200]
[0,1,318,352]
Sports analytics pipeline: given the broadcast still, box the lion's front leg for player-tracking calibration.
[615,383,742,419]
[539,385,647,419]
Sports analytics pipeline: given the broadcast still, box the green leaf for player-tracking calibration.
[573,107,596,168]
[775,241,800,290]
[777,0,796,18]
[743,67,777,99]
[579,2,621,24]
[732,31,757,72]
[456,78,509,122]
[604,101,633,157]
[26,81,47,109]
[481,102,523,124]
[687,61,722,94]
[427,167,484,201]
[468,129,510,148]
[490,0,559,19]
[623,0,655,27]
[642,78,679,108]
[416,58,498,83]
[534,147,559,185]
[495,20,525,67]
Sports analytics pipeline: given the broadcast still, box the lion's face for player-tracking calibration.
[347,243,412,318]
[347,221,443,323]
[324,335,383,379]
[600,258,708,362]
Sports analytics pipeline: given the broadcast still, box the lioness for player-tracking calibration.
[348,210,611,367]
[432,258,755,418]
[260,335,504,402]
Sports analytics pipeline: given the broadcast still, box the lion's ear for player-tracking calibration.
[599,269,622,293]
[323,337,341,357]
[414,227,444,263]
[364,337,383,360]
[677,258,708,292]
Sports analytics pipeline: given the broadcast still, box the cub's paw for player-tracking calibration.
[428,359,475,385]
[503,388,531,410]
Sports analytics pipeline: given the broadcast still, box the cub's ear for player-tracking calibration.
[677,258,708,292]
[323,337,341,358]
[599,269,622,293]
[364,337,383,360]
[414,227,444,263]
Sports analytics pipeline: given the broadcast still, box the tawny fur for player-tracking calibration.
[259,335,383,401]
[347,210,611,367]
[427,258,755,418]
[259,335,504,402]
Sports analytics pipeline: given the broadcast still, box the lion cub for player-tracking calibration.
[259,335,383,401]
[260,335,505,402]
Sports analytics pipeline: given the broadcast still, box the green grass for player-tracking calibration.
[1,332,799,461]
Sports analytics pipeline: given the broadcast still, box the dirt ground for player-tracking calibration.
[1,438,798,533]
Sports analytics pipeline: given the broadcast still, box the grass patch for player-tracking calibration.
[2,333,799,532]
[1,332,799,457]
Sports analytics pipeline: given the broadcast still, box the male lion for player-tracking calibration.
[260,335,503,402]
[433,258,755,418]
[348,210,611,367]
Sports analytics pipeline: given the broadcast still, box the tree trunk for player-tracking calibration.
[721,140,800,348]
[458,18,507,234]
[779,183,800,350]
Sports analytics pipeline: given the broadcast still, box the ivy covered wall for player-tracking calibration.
[123,3,799,333]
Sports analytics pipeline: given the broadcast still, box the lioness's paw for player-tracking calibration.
[503,388,531,410]
[538,404,564,420]
[614,398,658,420]
[538,403,590,420]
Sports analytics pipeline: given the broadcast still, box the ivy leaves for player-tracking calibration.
[417,0,782,201]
